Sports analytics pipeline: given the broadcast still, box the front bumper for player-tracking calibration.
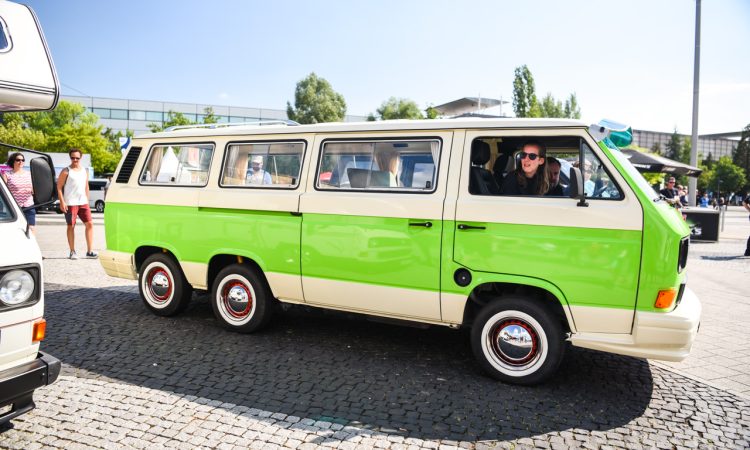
[100,249,137,280]
[571,287,701,361]
[0,351,62,424]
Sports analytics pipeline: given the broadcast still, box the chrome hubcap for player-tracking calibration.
[490,319,539,366]
[148,269,171,302]
[223,281,252,318]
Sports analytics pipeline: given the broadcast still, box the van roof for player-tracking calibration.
[140,118,587,140]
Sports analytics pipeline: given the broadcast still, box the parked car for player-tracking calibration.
[89,178,107,212]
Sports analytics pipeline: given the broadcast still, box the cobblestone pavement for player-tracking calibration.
[0,283,749,449]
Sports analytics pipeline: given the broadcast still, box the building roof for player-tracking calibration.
[433,97,507,116]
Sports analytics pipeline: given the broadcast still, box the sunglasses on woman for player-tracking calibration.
[14,158,25,163]
[518,152,540,161]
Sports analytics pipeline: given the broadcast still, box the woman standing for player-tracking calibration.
[1,152,35,234]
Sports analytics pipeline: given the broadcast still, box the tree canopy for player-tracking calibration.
[512,65,580,119]
[146,107,218,133]
[372,97,424,120]
[286,73,346,124]
[733,123,750,191]
[0,100,120,174]
[699,156,746,194]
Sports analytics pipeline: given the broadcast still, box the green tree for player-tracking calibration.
[286,72,346,124]
[0,114,46,162]
[664,129,681,161]
[424,105,440,119]
[147,111,192,133]
[374,97,424,120]
[539,93,563,118]
[703,156,746,194]
[563,93,581,119]
[702,152,715,169]
[202,106,218,125]
[733,123,750,190]
[512,65,580,119]
[650,142,662,155]
[512,65,538,118]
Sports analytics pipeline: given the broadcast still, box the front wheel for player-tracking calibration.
[139,253,192,316]
[210,264,275,333]
[471,297,565,385]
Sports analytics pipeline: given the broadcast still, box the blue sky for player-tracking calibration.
[25,0,750,134]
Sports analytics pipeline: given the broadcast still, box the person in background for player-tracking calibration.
[699,192,709,208]
[56,148,97,259]
[678,185,689,206]
[1,152,35,234]
[744,195,750,257]
[659,176,682,208]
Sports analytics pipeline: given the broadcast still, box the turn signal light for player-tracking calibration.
[655,289,677,309]
[32,318,46,342]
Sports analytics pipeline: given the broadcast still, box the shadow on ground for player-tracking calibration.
[42,284,653,442]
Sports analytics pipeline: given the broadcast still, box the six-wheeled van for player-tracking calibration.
[100,118,701,384]
[0,1,62,423]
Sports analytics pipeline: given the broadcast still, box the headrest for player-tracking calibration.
[471,140,491,165]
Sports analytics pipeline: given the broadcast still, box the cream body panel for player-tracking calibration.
[99,249,137,279]
[570,289,701,361]
[181,261,208,290]
[456,129,643,231]
[265,272,304,303]
[568,305,633,334]
[440,292,468,325]
[301,276,441,321]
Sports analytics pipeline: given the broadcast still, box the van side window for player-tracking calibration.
[220,141,305,188]
[140,144,214,186]
[317,139,439,192]
[0,16,11,52]
[581,143,623,200]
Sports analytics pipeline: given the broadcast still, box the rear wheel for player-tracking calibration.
[211,264,275,333]
[138,253,192,316]
[471,297,565,385]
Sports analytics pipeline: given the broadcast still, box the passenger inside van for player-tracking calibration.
[246,155,272,185]
[545,157,565,196]
[500,141,549,196]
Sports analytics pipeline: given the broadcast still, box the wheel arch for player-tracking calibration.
[460,277,575,334]
[207,252,272,296]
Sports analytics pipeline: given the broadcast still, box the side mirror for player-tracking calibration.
[569,167,588,207]
[30,156,56,206]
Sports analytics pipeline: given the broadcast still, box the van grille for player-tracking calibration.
[678,237,689,272]
[116,147,141,183]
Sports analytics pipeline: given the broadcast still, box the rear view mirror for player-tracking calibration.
[29,156,56,207]
[0,2,58,111]
[569,167,588,207]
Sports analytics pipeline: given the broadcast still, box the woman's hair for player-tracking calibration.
[6,152,23,167]
[515,140,549,195]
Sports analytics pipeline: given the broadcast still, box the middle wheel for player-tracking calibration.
[211,264,274,333]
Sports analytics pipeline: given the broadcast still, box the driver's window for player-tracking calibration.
[581,143,623,200]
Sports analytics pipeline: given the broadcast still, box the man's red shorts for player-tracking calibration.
[65,204,92,226]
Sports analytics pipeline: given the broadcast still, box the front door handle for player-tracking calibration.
[409,221,432,228]
[457,224,486,231]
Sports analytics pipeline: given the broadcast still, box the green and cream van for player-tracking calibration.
[100,118,700,385]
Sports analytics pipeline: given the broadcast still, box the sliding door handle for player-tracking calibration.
[409,221,433,228]
[457,224,486,231]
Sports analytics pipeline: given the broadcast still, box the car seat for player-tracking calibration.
[469,140,500,195]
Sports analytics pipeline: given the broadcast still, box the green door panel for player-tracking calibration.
[453,222,642,309]
[301,213,442,291]
[105,203,301,276]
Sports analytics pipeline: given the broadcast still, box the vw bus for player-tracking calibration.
[100,118,700,385]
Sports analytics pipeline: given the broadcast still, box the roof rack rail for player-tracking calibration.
[165,119,299,132]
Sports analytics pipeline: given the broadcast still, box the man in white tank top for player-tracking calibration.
[56,148,97,259]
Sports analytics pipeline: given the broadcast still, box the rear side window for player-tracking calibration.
[0,16,11,53]
[220,141,305,188]
[140,144,214,186]
[317,139,440,192]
